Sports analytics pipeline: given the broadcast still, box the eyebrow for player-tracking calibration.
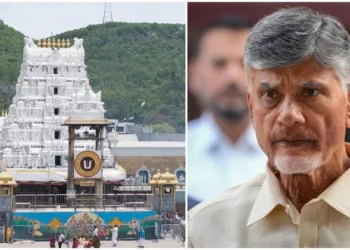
[259,81,323,90]
[299,81,322,88]
[259,82,279,90]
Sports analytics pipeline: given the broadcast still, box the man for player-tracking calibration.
[174,213,180,224]
[188,16,267,209]
[188,7,350,247]
[93,225,98,237]
[179,216,186,246]
[110,225,118,247]
[57,232,65,248]
[137,228,145,248]
[92,235,101,248]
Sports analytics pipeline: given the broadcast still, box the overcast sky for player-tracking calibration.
[0,2,186,39]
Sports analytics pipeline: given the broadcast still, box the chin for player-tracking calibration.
[273,154,323,175]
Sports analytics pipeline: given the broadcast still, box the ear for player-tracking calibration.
[346,87,350,128]
[188,60,200,94]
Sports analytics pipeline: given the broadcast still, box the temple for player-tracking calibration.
[0,37,125,194]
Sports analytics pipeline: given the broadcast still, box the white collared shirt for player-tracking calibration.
[187,114,267,205]
[188,145,350,248]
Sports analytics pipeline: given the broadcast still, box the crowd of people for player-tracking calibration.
[48,226,110,248]
[45,219,181,248]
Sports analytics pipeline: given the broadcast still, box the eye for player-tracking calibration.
[303,88,319,97]
[262,89,278,99]
[212,59,226,69]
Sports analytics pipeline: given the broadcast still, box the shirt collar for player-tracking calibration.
[196,113,260,154]
[319,143,350,218]
[247,167,290,227]
[247,143,350,227]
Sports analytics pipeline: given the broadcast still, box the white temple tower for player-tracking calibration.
[0,37,116,175]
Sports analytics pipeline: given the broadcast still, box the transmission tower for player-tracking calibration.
[103,2,113,24]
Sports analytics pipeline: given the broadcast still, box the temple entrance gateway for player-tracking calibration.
[63,92,110,207]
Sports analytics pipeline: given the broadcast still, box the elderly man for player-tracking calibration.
[188,16,266,209]
[188,7,350,248]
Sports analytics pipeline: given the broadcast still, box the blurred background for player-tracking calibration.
[187,2,350,210]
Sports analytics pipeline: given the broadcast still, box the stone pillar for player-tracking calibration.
[95,127,100,150]
[67,126,75,207]
[95,126,103,207]
[95,179,103,207]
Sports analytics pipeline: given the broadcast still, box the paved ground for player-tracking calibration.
[0,239,185,248]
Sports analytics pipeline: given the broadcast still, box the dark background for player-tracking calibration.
[188,2,350,120]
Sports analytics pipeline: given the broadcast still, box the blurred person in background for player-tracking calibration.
[187,15,267,209]
[49,234,56,248]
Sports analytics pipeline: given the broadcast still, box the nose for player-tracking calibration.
[224,61,245,85]
[276,98,305,127]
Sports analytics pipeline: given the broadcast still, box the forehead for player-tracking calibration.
[249,60,341,88]
[199,28,250,58]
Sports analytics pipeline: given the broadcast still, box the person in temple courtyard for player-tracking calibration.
[189,7,350,247]
[187,15,267,210]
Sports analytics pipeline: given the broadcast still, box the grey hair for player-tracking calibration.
[244,7,350,94]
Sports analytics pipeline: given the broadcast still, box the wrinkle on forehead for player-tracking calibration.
[247,60,342,91]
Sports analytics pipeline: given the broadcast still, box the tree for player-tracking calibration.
[152,123,175,133]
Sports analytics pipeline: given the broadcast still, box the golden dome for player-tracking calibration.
[149,169,161,185]
[57,39,61,48]
[47,38,51,47]
[66,39,71,48]
[0,165,17,186]
[61,38,66,48]
[159,168,176,182]
[42,39,47,47]
[37,39,42,47]
[52,38,56,48]
[150,168,179,185]
[153,169,162,180]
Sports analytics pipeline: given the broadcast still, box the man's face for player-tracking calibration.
[248,60,350,174]
[190,28,251,120]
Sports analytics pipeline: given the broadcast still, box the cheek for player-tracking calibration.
[252,108,272,151]
[323,111,346,147]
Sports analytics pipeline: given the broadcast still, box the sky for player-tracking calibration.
[0,2,186,39]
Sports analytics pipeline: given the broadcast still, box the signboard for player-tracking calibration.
[74,151,102,179]
[79,181,95,187]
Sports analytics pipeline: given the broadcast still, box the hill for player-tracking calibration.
[0,21,185,132]
[0,20,24,110]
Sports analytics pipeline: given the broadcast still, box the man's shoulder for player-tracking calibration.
[189,173,265,218]
[188,117,205,135]
[188,173,266,247]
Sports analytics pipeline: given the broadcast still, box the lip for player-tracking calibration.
[275,140,315,147]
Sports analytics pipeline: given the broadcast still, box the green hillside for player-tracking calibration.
[0,21,185,132]
[0,20,24,109]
